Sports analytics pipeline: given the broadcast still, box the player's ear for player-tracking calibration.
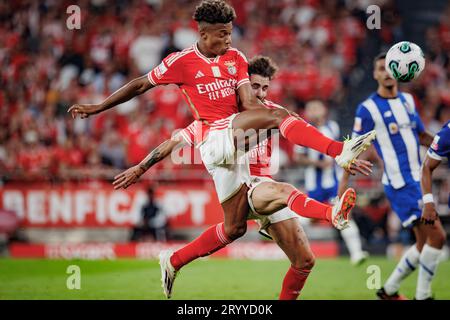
[198,23,209,41]
[199,30,209,42]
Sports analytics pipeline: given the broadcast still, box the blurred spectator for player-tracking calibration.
[130,24,164,73]
[130,186,169,242]
[354,194,390,246]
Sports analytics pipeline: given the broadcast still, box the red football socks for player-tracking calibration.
[170,223,233,271]
[287,190,332,222]
[279,266,311,300]
[279,116,344,158]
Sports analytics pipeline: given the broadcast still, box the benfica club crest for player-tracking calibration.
[224,60,237,75]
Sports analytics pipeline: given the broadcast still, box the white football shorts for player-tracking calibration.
[199,113,251,203]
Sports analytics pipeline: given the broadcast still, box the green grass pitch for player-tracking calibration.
[1,257,449,300]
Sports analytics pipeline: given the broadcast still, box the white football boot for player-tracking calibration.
[159,250,178,299]
[335,130,376,170]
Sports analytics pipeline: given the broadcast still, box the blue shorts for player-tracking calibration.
[384,182,422,228]
[308,186,338,204]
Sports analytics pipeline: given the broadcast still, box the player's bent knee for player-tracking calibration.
[224,222,247,240]
[302,255,315,270]
[292,253,315,270]
[278,183,296,198]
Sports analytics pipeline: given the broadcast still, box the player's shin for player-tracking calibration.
[279,115,343,157]
[279,266,311,300]
[287,190,332,221]
[384,245,420,295]
[416,244,443,299]
[170,222,233,271]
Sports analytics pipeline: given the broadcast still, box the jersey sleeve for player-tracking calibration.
[352,104,374,138]
[147,52,184,86]
[427,123,450,161]
[235,50,250,89]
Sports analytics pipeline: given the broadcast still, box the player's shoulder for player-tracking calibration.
[226,47,248,62]
[163,45,196,67]
[356,94,377,114]
[438,120,450,137]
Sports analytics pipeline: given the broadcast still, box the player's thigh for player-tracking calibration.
[232,108,289,132]
[267,218,315,268]
[222,184,250,238]
[251,181,295,215]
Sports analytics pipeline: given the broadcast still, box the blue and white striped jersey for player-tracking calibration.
[352,92,425,189]
[295,120,341,193]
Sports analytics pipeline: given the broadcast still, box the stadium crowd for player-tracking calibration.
[0,0,449,183]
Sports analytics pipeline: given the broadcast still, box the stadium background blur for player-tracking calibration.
[0,0,449,267]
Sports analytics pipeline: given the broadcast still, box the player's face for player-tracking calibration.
[202,22,233,56]
[374,59,397,89]
[250,74,270,102]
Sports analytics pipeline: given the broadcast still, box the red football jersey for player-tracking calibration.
[179,99,285,177]
[147,44,250,124]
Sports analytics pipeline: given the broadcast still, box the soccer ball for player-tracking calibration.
[385,41,425,82]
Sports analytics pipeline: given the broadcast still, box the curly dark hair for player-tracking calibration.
[193,0,236,24]
[248,56,279,80]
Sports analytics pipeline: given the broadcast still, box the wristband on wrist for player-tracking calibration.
[422,193,434,204]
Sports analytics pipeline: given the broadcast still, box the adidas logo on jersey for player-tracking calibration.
[195,71,205,79]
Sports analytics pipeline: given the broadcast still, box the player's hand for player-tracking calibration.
[68,104,102,119]
[421,203,438,226]
[112,165,146,189]
[346,159,373,176]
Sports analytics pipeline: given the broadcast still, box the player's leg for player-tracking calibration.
[232,108,376,168]
[378,184,423,300]
[232,108,343,157]
[159,185,249,299]
[159,155,251,299]
[168,185,248,269]
[415,219,447,300]
[249,181,356,230]
[266,216,315,300]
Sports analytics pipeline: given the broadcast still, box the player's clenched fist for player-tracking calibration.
[68,104,102,119]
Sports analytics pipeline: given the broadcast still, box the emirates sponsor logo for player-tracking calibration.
[196,79,237,101]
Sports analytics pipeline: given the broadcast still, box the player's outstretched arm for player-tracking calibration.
[112,136,185,190]
[420,154,441,224]
[68,75,154,119]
